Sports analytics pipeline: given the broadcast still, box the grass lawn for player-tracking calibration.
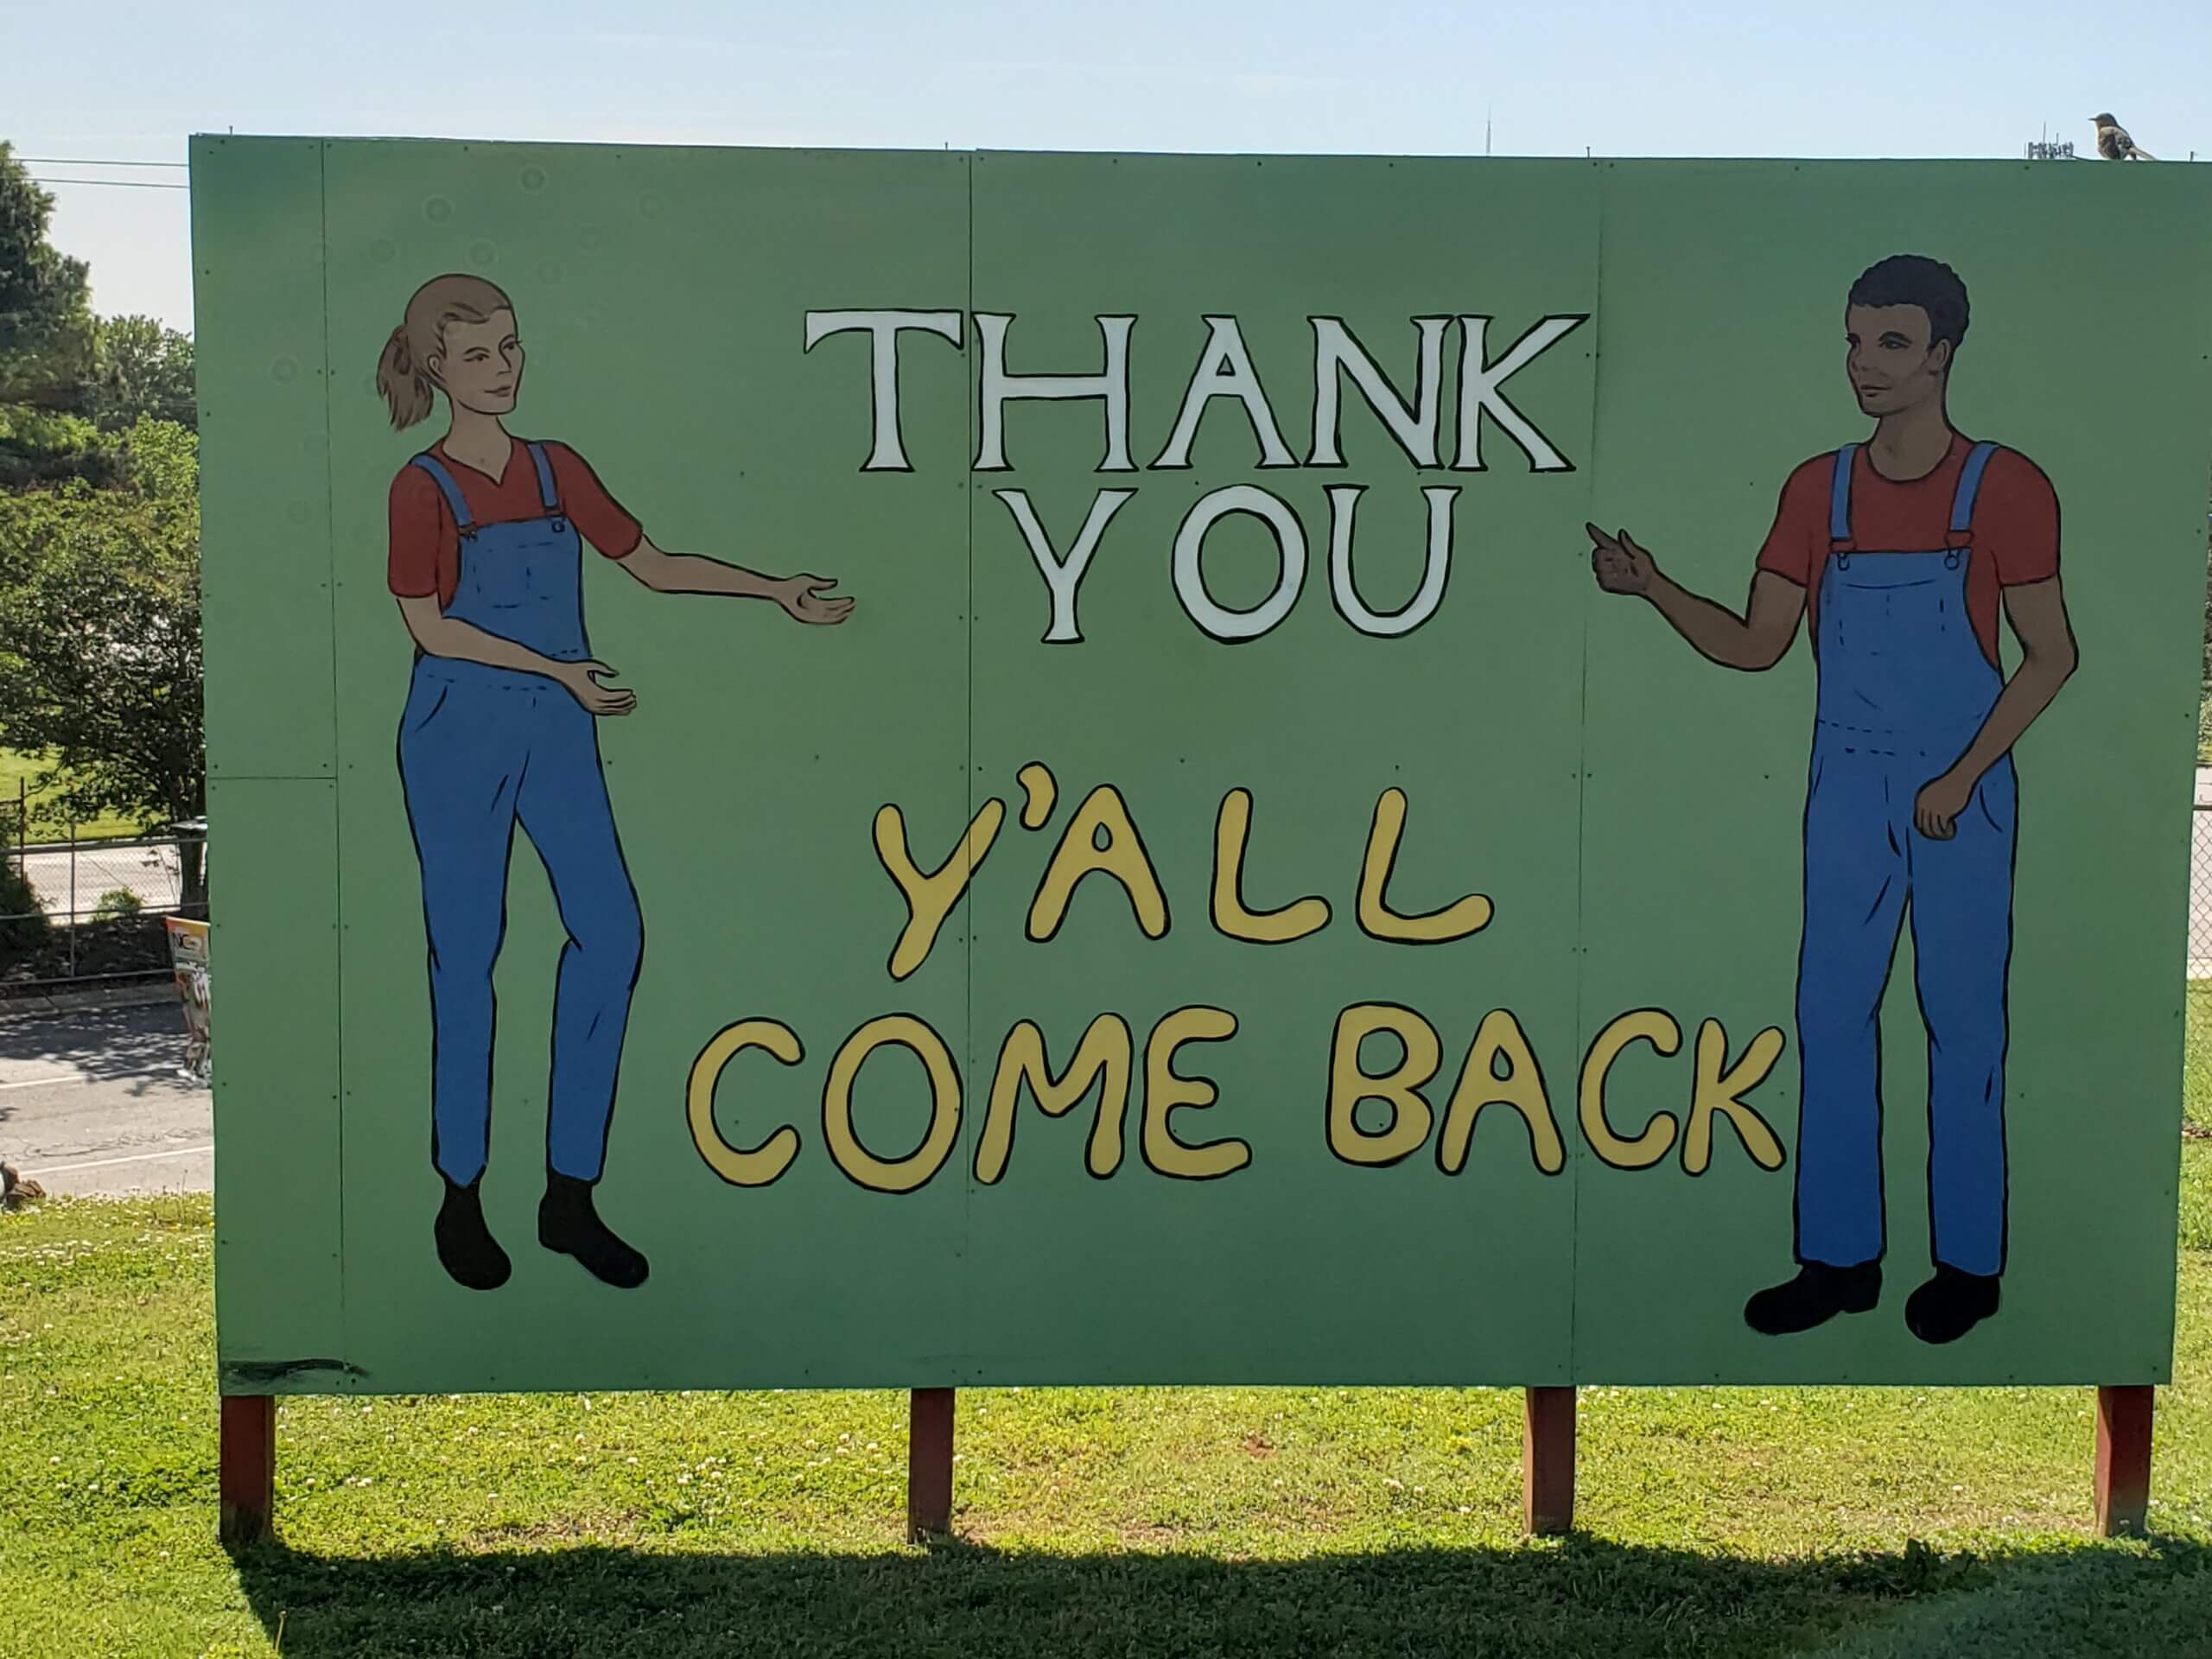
[2185,995,2202,1141]
[2190,984,2212,1135]
[1,1160,2209,1658]
[0,747,142,843]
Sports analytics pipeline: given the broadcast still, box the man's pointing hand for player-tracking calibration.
[1588,523,1657,596]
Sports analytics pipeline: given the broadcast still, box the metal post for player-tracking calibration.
[1523,1386,1576,1535]
[906,1387,956,1540]
[219,1395,276,1548]
[2094,1385,2153,1537]
[67,821,76,978]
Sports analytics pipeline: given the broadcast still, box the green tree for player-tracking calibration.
[0,142,103,486]
[92,315,194,432]
[0,143,92,394]
[0,417,203,906]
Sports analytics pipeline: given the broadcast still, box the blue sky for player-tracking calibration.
[12,0,2209,332]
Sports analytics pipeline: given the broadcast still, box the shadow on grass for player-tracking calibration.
[232,1530,2212,1659]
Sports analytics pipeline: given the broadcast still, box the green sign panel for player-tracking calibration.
[194,137,2209,1394]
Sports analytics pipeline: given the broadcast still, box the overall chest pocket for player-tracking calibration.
[458,538,525,611]
[461,522,573,610]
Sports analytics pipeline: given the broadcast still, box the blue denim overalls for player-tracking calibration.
[397,442,643,1188]
[1793,440,2012,1278]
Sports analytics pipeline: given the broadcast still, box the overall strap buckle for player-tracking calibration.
[524,442,565,529]
[1827,444,1858,548]
[1948,441,2000,543]
[410,453,477,539]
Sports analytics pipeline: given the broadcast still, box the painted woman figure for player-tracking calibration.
[378,273,853,1293]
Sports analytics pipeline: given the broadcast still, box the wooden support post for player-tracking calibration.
[219,1395,276,1548]
[907,1387,956,1541]
[1522,1385,1575,1535]
[2094,1384,2153,1538]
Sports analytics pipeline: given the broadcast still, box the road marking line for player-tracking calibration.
[0,1073,86,1091]
[19,1143,214,1177]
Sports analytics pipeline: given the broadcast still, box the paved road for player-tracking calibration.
[10,842,183,925]
[0,1001,210,1196]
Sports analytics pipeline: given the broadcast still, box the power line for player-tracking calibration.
[28,176,190,192]
[16,156,188,168]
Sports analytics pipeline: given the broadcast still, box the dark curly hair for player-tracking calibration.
[1847,255,1969,357]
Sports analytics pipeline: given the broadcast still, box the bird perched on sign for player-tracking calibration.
[2092,114,2156,161]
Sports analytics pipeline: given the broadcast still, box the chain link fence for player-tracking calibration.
[2190,799,2212,1135]
[1,826,207,989]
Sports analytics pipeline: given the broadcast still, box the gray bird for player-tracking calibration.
[2092,113,2156,162]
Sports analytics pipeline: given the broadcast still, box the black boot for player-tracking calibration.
[1905,1266,2001,1344]
[434,1178,512,1291]
[1744,1260,1881,1336]
[538,1171,649,1289]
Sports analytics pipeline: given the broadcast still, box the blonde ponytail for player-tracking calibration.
[377,325,435,429]
[375,273,516,431]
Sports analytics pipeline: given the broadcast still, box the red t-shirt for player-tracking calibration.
[1755,434,2059,668]
[387,436,643,608]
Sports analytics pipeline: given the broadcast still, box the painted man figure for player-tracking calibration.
[1588,255,2077,1344]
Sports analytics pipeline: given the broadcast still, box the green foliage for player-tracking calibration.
[0,418,202,855]
[0,146,204,853]
[2189,985,2212,1135]
[0,142,94,387]
[0,142,98,487]
[2183,1136,2212,1254]
[0,399,111,489]
[104,410,198,499]
[0,748,137,840]
[0,150,186,485]
[0,851,47,955]
[89,886,143,921]
[92,314,195,432]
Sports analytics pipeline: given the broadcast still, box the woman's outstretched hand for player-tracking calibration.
[556,659,638,716]
[774,574,856,626]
